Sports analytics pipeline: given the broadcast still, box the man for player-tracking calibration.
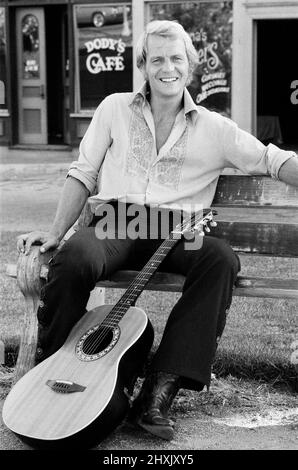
[18,20,298,441]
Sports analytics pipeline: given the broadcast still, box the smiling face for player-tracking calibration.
[144,34,190,101]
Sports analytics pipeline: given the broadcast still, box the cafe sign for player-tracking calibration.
[84,37,126,74]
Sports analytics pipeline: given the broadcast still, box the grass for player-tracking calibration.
[0,230,297,391]
[172,375,298,418]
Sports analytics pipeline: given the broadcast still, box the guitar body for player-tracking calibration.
[2,304,154,449]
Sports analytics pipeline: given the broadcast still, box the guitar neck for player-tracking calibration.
[123,235,179,304]
[103,208,214,327]
[105,233,180,326]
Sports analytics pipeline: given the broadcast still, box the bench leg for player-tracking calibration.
[290,339,298,374]
[14,246,53,384]
[0,340,4,365]
[14,295,39,384]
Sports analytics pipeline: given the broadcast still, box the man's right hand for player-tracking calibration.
[17,232,61,255]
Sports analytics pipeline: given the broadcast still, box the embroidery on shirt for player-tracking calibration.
[153,124,189,190]
[126,103,154,180]
[126,102,189,190]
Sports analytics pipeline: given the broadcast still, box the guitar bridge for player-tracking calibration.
[46,379,86,393]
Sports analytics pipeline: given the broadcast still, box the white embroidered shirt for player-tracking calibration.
[67,83,296,211]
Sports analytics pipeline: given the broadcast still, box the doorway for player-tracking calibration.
[16,6,68,145]
[44,5,68,145]
[256,19,298,149]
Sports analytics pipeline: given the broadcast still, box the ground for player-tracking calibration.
[0,163,297,451]
[0,373,297,450]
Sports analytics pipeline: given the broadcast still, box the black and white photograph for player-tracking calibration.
[0,0,297,457]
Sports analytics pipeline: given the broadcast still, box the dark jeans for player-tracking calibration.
[37,215,240,391]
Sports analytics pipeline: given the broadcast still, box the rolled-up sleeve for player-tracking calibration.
[264,143,297,180]
[67,95,114,194]
[222,117,297,179]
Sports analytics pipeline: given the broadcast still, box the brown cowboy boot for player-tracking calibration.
[129,371,181,440]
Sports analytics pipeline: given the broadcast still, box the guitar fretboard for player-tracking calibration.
[101,208,213,328]
[103,234,180,327]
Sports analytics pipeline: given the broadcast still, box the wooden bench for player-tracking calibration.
[6,174,298,383]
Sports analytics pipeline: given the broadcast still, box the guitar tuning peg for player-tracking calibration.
[205,226,211,233]
[210,221,217,227]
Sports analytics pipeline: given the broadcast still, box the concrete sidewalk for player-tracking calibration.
[0,147,77,181]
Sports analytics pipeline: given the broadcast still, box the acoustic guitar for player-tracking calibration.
[2,208,216,449]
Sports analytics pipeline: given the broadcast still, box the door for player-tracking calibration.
[256,19,298,148]
[16,8,47,144]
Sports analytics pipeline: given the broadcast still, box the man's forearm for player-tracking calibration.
[50,176,90,241]
[278,156,298,187]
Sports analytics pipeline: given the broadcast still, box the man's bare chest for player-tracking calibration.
[155,117,176,154]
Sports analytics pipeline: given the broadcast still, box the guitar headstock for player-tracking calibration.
[176,209,217,237]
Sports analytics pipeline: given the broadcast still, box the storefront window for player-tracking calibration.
[0,7,7,109]
[148,1,233,116]
[74,3,133,111]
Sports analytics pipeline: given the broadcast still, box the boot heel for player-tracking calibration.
[137,420,174,441]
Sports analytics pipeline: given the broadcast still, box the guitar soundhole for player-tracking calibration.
[82,327,113,355]
[76,324,120,362]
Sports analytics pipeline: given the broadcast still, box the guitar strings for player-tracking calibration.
[64,239,180,379]
[81,211,212,356]
[81,236,176,355]
[81,213,198,355]
[81,211,213,356]
[82,239,175,356]
[82,211,212,357]
[61,212,212,380]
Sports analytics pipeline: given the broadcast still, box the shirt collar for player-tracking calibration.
[130,82,199,123]
[129,82,149,108]
[183,87,199,123]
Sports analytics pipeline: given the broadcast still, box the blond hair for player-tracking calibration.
[136,20,198,84]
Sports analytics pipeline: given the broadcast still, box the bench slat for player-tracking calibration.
[10,263,297,299]
[214,175,298,207]
[213,206,298,224]
[211,221,298,256]
[95,270,298,299]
